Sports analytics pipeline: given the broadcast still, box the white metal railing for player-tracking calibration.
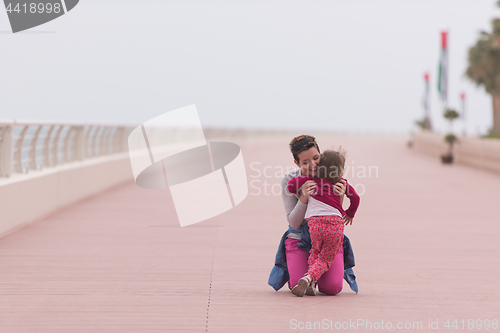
[0,119,310,179]
[0,120,134,177]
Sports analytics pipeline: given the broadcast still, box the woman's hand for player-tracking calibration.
[299,180,317,204]
[334,179,346,196]
[343,214,353,225]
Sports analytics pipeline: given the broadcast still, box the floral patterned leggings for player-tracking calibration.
[307,215,345,282]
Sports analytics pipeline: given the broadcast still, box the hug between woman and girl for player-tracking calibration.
[268,135,360,297]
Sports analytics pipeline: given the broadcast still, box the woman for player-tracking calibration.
[268,135,358,295]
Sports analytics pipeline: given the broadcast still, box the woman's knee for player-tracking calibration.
[319,282,343,295]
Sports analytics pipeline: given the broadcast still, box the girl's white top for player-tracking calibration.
[304,196,342,219]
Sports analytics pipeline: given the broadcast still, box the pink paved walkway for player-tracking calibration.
[1,135,499,332]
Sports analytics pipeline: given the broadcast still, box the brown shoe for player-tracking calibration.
[305,281,317,296]
[292,275,311,297]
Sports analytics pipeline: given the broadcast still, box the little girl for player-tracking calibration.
[286,148,360,296]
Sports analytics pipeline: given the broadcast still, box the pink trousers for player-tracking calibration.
[307,215,345,282]
[285,235,344,295]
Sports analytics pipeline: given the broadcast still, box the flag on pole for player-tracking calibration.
[420,72,432,130]
[460,92,466,120]
[438,31,448,105]
[423,72,430,117]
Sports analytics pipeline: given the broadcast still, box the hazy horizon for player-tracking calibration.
[1,0,499,135]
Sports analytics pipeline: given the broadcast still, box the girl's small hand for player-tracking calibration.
[299,180,317,204]
[343,214,353,225]
[334,179,346,196]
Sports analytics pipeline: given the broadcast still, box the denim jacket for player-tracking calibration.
[268,223,358,293]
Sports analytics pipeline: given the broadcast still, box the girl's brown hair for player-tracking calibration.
[317,148,346,184]
[289,135,321,163]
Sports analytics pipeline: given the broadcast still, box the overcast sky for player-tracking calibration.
[1,0,498,134]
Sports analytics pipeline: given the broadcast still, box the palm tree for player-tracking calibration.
[465,1,500,135]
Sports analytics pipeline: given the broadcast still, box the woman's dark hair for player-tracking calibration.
[289,135,321,163]
[317,149,346,185]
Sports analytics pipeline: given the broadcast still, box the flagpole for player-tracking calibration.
[445,31,448,109]
[438,31,449,113]
[423,72,432,130]
[443,31,448,109]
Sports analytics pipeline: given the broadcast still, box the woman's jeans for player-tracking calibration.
[285,237,344,295]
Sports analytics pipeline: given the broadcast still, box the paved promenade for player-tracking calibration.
[1,134,499,332]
